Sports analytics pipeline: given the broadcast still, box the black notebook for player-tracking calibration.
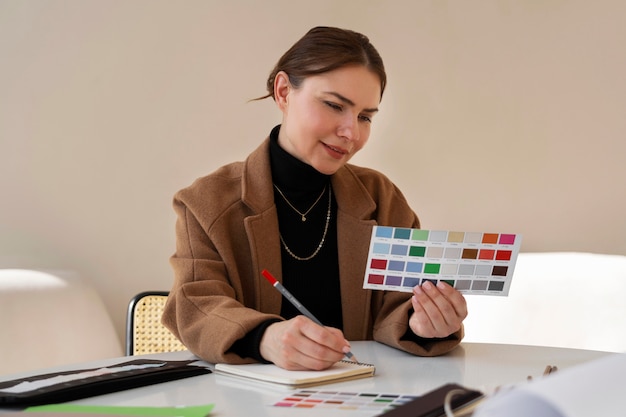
[0,359,211,406]
[380,383,484,417]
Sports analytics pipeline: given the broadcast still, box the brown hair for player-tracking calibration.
[255,26,386,101]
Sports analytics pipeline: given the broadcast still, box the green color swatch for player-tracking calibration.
[26,404,215,417]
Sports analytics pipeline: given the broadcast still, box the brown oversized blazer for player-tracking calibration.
[162,137,462,364]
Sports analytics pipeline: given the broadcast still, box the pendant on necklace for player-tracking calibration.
[301,215,306,222]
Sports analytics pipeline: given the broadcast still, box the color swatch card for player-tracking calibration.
[272,389,418,412]
[363,227,522,296]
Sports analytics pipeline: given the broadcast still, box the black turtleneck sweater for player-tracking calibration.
[230,125,343,361]
[269,126,343,329]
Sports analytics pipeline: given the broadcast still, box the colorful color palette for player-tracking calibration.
[272,389,418,412]
[363,227,522,296]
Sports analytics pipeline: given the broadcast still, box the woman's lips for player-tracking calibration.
[322,142,349,159]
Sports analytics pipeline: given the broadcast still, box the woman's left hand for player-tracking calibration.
[409,280,467,338]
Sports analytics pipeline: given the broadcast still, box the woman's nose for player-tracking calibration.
[337,114,360,142]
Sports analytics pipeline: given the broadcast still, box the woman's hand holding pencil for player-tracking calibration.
[260,269,357,371]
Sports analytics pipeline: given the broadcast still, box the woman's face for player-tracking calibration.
[275,65,382,175]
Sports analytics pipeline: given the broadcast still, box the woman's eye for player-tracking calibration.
[325,101,342,111]
[359,115,372,123]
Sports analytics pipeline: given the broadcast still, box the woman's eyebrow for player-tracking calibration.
[324,91,379,113]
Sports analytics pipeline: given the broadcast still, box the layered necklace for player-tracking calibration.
[273,184,327,222]
[273,184,332,261]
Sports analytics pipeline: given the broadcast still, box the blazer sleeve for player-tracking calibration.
[162,195,282,365]
[373,291,464,356]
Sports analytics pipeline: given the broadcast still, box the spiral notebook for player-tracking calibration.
[214,360,375,388]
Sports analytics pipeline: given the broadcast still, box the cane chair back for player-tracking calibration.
[126,291,187,355]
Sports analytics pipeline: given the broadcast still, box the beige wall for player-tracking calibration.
[1,0,625,344]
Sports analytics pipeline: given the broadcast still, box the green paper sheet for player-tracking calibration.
[25,403,214,417]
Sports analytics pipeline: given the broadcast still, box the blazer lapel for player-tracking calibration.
[332,166,378,340]
[241,138,283,314]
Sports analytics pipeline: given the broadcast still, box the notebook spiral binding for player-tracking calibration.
[339,359,375,367]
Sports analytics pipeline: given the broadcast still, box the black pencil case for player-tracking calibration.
[0,359,211,407]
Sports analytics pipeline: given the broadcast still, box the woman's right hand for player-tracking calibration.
[259,315,351,370]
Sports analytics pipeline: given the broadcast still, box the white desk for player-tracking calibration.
[0,341,612,416]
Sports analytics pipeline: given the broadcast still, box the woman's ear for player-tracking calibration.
[274,71,291,111]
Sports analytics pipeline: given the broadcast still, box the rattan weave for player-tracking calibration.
[128,293,187,355]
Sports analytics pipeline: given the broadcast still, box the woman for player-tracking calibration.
[162,26,467,371]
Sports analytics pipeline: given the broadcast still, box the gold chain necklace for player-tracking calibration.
[278,185,332,261]
[273,184,327,222]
